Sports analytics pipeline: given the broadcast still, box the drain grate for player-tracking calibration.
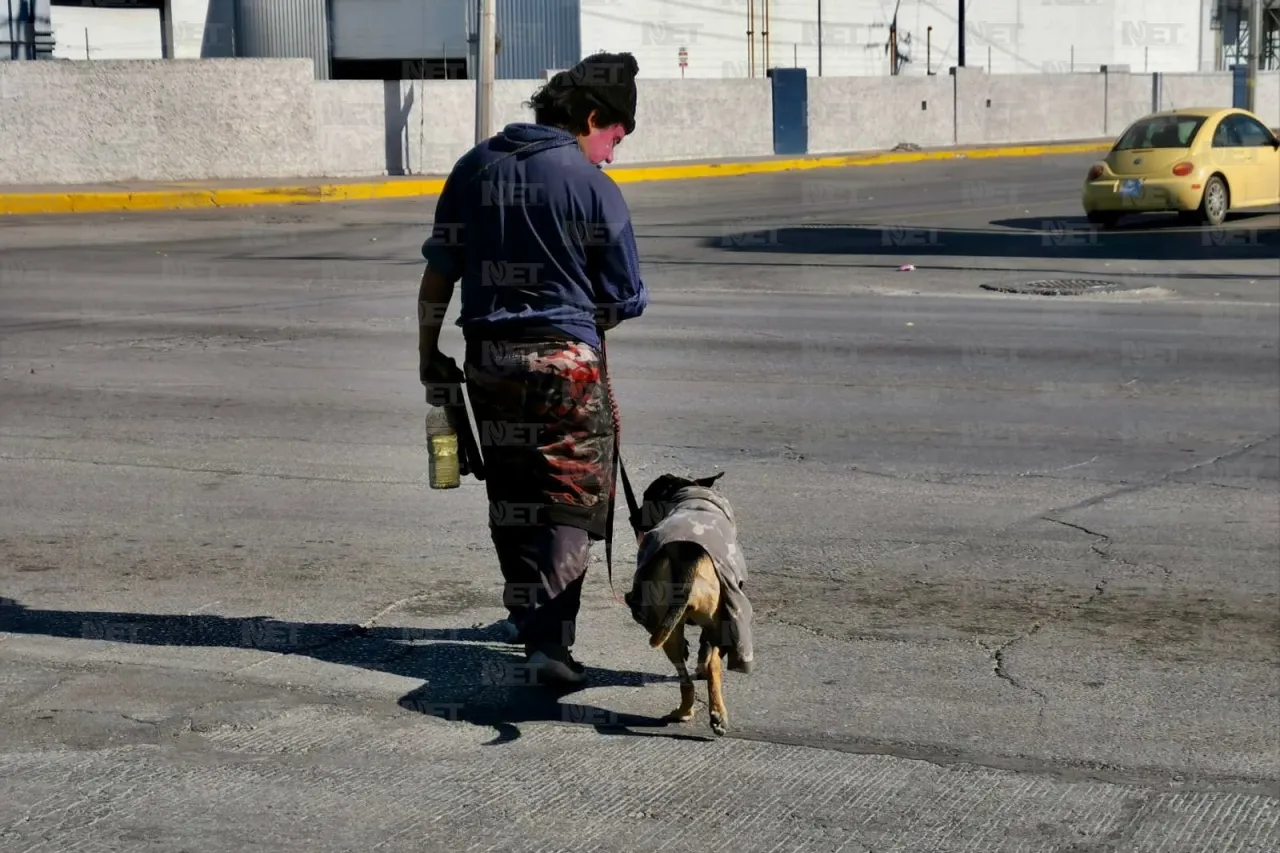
[980,278,1134,296]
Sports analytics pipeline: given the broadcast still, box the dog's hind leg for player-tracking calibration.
[661,625,697,723]
[701,640,728,737]
[694,635,712,680]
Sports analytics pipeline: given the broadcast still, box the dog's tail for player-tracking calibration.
[648,542,706,649]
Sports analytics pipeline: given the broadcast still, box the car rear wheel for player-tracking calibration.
[1196,175,1229,226]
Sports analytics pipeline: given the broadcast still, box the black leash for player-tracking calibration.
[601,333,642,602]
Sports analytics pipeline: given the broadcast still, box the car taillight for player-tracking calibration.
[1172,162,1194,176]
[1087,164,1104,180]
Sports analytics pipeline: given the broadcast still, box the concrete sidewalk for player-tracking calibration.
[0,138,1113,216]
[3,610,1276,853]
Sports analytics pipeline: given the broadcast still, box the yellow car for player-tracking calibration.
[1081,106,1280,227]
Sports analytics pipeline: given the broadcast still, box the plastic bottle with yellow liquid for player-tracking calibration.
[425,404,461,489]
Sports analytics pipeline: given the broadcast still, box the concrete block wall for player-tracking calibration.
[1260,73,1280,127]
[0,59,317,186]
[809,76,953,155]
[311,78,773,176]
[1,60,1278,188]
[1157,72,1234,111]
[1105,69,1156,137]
[314,80,490,178]
[312,81,387,178]
[955,68,1108,146]
[609,80,774,166]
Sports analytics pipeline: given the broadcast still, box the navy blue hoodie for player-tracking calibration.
[422,122,648,349]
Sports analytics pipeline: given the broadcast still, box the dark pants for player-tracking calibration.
[492,523,591,648]
[464,336,616,652]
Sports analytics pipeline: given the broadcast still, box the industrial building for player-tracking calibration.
[4,0,1279,80]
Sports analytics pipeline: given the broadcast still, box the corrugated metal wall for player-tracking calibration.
[330,0,468,61]
[223,0,580,80]
[236,0,330,79]
[495,0,579,79]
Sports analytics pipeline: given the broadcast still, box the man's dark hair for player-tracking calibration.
[526,52,639,136]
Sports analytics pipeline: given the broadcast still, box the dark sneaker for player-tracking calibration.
[524,645,587,686]
[494,618,523,644]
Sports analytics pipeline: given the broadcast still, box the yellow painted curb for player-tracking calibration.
[0,178,448,216]
[0,141,1109,216]
[606,141,1112,183]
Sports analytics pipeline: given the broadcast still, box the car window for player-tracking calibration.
[1213,119,1243,147]
[1232,115,1275,147]
[1115,115,1204,150]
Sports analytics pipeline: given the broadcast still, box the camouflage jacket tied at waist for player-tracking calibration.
[635,486,754,674]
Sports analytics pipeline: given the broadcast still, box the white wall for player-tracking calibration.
[918,0,1206,76]
[50,5,162,60]
[42,0,1217,77]
[1198,0,1219,72]
[579,0,1211,79]
[168,0,237,59]
[578,0,832,80]
[47,2,233,61]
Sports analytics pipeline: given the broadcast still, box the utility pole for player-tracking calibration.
[817,0,822,77]
[957,0,965,67]
[1246,0,1261,111]
[475,0,496,143]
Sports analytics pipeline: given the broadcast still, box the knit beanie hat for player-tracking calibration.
[558,51,640,135]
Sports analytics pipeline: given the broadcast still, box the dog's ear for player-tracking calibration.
[695,471,726,488]
[643,474,679,504]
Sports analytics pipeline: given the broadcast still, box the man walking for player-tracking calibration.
[417,52,648,686]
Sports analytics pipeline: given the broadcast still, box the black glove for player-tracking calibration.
[422,354,485,481]
[422,351,464,387]
[423,354,466,408]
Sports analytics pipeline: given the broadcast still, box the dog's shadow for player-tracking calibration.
[393,640,707,745]
[0,599,708,744]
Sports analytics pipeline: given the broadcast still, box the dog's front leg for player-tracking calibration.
[702,642,728,737]
[661,626,696,723]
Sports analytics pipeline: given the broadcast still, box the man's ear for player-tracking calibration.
[695,471,725,488]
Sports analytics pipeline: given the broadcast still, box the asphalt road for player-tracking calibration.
[1,153,1278,852]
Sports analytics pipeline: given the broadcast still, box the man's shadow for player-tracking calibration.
[0,599,701,745]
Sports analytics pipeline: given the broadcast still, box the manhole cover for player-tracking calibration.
[980,278,1133,296]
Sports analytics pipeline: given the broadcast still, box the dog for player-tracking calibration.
[623,471,753,737]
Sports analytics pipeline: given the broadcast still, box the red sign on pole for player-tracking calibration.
[678,46,688,68]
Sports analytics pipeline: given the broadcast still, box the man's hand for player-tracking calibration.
[421,349,464,386]
[422,350,466,410]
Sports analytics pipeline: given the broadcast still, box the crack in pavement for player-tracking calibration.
[1046,431,1280,517]
[845,464,963,487]
[765,614,915,645]
[990,629,1050,723]
[1042,516,1169,580]
[358,592,438,631]
[979,517,1116,724]
[28,708,168,728]
[1019,455,1100,478]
